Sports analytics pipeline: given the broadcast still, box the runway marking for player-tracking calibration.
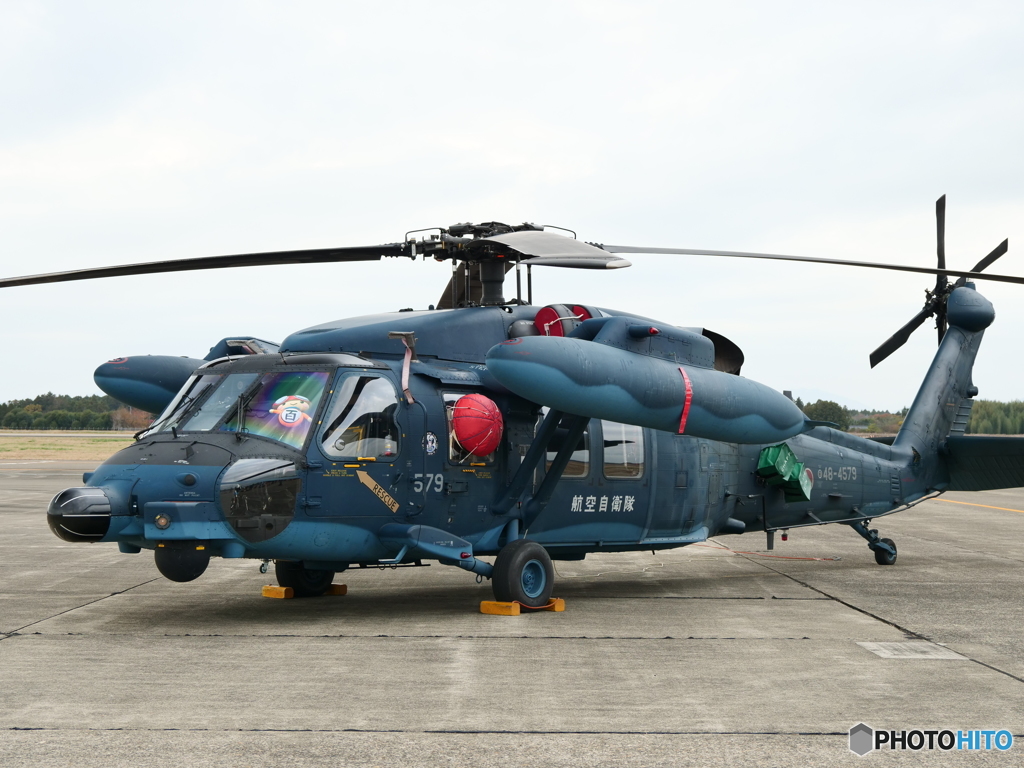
[936,498,1024,514]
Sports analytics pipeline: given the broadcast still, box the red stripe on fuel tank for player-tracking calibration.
[678,367,693,434]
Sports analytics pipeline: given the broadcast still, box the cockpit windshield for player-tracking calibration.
[183,373,259,431]
[143,372,225,437]
[219,371,330,449]
[151,370,330,450]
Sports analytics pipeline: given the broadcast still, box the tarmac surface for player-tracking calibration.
[1,461,1023,766]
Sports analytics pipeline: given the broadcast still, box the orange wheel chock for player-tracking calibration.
[261,584,347,598]
[262,585,294,599]
[479,598,565,615]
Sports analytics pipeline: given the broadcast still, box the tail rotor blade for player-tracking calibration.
[869,305,933,368]
[970,239,1009,274]
[936,195,947,274]
[935,195,948,345]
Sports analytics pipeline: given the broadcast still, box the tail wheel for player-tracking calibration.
[874,538,898,566]
[275,561,335,597]
[492,539,554,607]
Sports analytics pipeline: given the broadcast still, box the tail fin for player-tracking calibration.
[894,283,994,465]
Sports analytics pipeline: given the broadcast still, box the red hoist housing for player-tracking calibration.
[451,394,504,456]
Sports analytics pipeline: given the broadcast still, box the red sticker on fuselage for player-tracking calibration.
[678,367,693,434]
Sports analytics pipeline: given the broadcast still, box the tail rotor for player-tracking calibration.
[869,196,1009,368]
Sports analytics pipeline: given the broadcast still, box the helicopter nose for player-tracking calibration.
[93,355,202,414]
[47,487,113,543]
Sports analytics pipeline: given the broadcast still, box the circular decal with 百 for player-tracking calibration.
[270,395,313,427]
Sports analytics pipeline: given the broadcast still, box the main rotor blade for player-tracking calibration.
[970,239,1009,273]
[869,305,934,369]
[599,244,1024,285]
[483,230,614,260]
[519,255,631,269]
[0,244,406,289]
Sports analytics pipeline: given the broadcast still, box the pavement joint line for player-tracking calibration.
[738,554,1024,687]
[5,578,161,634]
[0,729,864,741]
[3,632,818,641]
[734,554,930,638]
[0,468,85,473]
[574,595,832,600]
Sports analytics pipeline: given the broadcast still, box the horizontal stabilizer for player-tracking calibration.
[945,436,1024,491]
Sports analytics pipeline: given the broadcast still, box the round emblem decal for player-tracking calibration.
[270,395,313,427]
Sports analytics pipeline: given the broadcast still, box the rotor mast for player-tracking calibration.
[407,221,544,309]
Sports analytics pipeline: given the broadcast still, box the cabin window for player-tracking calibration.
[320,375,401,459]
[540,408,590,478]
[602,421,644,478]
[444,393,496,464]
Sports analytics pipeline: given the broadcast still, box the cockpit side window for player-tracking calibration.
[320,375,401,459]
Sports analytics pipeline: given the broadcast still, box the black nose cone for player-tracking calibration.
[47,488,112,543]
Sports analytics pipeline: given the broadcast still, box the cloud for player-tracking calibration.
[2,1,1024,408]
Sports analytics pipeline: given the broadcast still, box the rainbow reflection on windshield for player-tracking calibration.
[222,371,330,449]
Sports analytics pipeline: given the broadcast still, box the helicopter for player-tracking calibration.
[9,197,1024,607]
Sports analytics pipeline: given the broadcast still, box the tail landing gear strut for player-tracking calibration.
[849,521,898,565]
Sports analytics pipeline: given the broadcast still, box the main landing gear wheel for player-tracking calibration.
[492,539,555,608]
[874,538,898,566]
[275,561,335,597]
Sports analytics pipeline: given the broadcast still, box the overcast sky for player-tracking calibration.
[2,1,1023,411]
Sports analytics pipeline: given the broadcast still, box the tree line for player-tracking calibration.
[963,400,1024,435]
[799,398,1024,435]
[1,391,1021,435]
[0,393,153,431]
